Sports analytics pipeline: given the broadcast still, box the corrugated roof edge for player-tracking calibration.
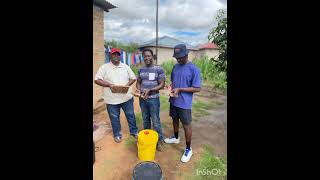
[139,36,198,50]
[93,0,117,12]
[139,45,198,51]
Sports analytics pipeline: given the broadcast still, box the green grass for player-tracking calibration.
[159,95,216,119]
[192,145,227,180]
[160,95,170,112]
[130,64,141,76]
[124,136,137,148]
[193,110,210,119]
[193,100,213,110]
[216,101,224,106]
[161,122,169,129]
[135,112,143,129]
[192,100,216,118]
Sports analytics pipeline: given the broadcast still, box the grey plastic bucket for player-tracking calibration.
[132,161,163,180]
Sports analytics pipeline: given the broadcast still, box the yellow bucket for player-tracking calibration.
[137,130,158,161]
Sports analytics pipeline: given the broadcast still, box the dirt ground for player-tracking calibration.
[93,89,227,180]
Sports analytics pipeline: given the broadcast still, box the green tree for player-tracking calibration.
[104,40,139,53]
[126,42,140,53]
[208,9,227,72]
[105,39,121,48]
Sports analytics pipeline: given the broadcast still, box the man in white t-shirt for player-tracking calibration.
[95,48,138,143]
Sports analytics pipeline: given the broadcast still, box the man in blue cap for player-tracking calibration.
[164,44,202,163]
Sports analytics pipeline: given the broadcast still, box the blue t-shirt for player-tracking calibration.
[137,65,166,98]
[169,62,202,109]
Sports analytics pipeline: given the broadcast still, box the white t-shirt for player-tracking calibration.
[95,62,136,105]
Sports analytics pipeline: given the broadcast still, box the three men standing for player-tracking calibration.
[95,44,202,163]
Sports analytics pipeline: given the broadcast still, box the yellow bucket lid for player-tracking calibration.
[137,130,158,145]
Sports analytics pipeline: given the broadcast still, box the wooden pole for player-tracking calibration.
[156,0,158,64]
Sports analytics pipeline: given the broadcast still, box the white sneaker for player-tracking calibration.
[164,135,180,144]
[181,148,193,163]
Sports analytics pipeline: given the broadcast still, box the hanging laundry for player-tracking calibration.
[123,51,127,64]
[105,46,109,61]
[135,54,140,64]
[131,53,134,65]
[121,50,126,64]
[127,53,131,66]
[120,50,124,63]
[105,47,110,63]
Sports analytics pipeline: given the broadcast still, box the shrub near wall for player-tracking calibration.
[161,57,227,92]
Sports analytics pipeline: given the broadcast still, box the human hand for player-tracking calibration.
[166,85,173,97]
[142,89,151,100]
[134,89,141,97]
[171,88,180,97]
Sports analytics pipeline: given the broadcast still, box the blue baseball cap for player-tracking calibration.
[173,44,189,58]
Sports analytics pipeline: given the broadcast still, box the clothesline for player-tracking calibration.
[105,46,144,66]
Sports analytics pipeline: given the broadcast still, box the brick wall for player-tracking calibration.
[93,5,105,108]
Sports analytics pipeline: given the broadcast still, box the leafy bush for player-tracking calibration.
[161,60,176,85]
[130,64,140,76]
[161,57,227,92]
[208,9,227,72]
[193,56,227,91]
[161,60,176,77]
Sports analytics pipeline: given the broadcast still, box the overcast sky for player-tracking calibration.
[104,0,227,46]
